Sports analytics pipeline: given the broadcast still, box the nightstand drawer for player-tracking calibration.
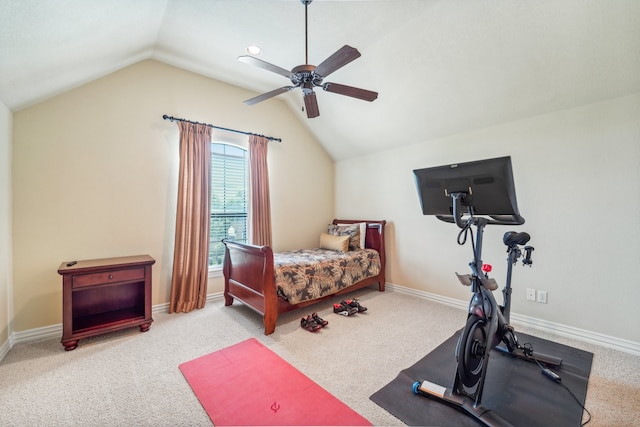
[72,267,145,288]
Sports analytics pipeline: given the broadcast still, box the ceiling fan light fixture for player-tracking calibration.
[245,45,262,56]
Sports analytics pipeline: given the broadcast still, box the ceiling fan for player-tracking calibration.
[238,0,378,119]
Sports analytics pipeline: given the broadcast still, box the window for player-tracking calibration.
[209,143,248,268]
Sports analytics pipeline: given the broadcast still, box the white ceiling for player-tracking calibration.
[1,0,639,160]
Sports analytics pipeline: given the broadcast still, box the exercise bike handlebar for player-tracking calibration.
[436,192,525,229]
[436,214,525,227]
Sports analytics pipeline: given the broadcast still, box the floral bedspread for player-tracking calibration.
[274,248,381,305]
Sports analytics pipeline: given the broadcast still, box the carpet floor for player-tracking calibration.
[0,288,639,426]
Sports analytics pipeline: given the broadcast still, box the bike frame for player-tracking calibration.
[453,216,507,407]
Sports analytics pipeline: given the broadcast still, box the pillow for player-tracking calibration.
[319,233,349,252]
[327,224,360,250]
[338,222,366,249]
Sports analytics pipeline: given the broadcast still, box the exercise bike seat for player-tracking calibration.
[503,231,530,247]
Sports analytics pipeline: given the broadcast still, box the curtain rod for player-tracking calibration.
[162,115,282,143]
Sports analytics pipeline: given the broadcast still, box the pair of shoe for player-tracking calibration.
[300,312,329,332]
[333,299,368,317]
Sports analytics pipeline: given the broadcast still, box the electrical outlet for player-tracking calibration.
[537,290,548,304]
[526,288,536,301]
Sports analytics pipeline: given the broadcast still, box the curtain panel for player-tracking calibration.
[248,135,272,247]
[169,122,212,313]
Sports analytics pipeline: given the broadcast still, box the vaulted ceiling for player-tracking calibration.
[2,0,639,160]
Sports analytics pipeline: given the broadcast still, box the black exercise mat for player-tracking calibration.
[370,331,593,426]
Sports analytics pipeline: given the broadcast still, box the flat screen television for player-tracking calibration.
[413,156,524,225]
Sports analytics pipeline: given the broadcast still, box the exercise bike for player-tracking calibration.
[412,192,562,427]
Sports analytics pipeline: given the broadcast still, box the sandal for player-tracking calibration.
[311,312,328,327]
[345,298,367,313]
[300,315,322,332]
[333,302,358,316]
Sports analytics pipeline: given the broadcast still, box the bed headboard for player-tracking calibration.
[332,219,386,267]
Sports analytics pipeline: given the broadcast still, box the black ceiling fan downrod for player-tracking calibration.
[302,0,312,65]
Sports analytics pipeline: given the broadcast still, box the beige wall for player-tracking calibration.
[336,93,640,344]
[8,57,639,347]
[0,100,11,344]
[12,60,334,332]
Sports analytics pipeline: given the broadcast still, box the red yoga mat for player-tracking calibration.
[179,338,371,426]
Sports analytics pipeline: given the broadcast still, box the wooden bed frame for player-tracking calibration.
[222,219,386,335]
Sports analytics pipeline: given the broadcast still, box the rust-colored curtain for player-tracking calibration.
[169,122,212,313]
[249,135,272,247]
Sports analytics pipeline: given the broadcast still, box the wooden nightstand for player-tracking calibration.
[58,255,155,351]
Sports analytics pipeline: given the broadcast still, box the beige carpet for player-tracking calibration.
[1,288,639,426]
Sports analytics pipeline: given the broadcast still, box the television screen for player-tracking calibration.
[413,156,522,222]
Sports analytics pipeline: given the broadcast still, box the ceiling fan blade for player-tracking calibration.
[303,91,320,118]
[237,56,293,79]
[313,45,361,78]
[322,82,378,102]
[244,86,294,105]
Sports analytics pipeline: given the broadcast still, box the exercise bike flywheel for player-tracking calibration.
[456,314,488,388]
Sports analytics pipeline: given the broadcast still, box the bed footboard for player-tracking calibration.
[222,240,278,334]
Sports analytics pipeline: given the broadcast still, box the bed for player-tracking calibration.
[222,219,386,334]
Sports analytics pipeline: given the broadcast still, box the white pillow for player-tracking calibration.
[338,222,366,249]
[319,233,349,252]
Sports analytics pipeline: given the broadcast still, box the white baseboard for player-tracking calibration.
[386,283,640,356]
[3,288,638,359]
[507,311,640,356]
[150,292,223,314]
[8,292,227,348]
[12,322,63,345]
[387,283,469,311]
[0,336,10,361]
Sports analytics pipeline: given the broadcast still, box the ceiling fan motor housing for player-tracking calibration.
[291,64,324,89]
